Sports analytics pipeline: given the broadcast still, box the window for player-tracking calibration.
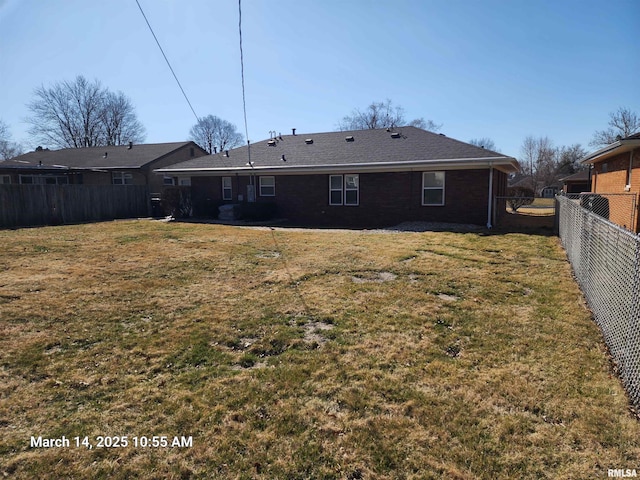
[163,176,176,186]
[0,175,10,184]
[344,174,359,205]
[222,177,232,200]
[259,176,275,196]
[19,174,68,185]
[112,172,133,185]
[329,174,359,206]
[178,177,191,186]
[329,175,343,205]
[422,171,445,206]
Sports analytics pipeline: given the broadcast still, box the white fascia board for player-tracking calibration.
[155,157,519,176]
[581,140,640,164]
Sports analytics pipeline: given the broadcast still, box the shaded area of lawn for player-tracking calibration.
[0,220,638,479]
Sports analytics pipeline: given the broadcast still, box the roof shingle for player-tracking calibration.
[1,142,201,169]
[158,127,518,173]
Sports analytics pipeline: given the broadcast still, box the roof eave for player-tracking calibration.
[155,157,519,176]
[581,139,640,165]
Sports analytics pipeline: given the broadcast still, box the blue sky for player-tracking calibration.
[1,0,638,159]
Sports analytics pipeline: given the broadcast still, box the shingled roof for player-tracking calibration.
[157,127,519,175]
[1,142,203,170]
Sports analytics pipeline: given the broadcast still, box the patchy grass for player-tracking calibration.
[0,220,638,479]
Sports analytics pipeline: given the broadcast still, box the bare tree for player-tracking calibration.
[407,117,442,132]
[338,99,441,132]
[26,75,146,149]
[0,120,22,160]
[469,137,498,151]
[189,115,243,154]
[590,107,640,148]
[556,144,588,174]
[520,136,557,194]
[101,91,146,146]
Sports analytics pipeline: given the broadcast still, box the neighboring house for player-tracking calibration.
[156,127,519,228]
[560,170,591,194]
[0,141,208,194]
[508,174,561,197]
[581,132,640,232]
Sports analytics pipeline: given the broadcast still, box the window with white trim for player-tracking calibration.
[163,176,175,186]
[1,175,11,184]
[222,177,232,200]
[422,171,445,206]
[19,174,68,185]
[259,176,275,196]
[112,172,133,185]
[329,175,343,205]
[329,174,359,206]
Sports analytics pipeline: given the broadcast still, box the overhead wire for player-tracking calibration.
[134,0,200,123]
[238,0,254,192]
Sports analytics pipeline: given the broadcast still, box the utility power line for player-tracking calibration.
[134,0,200,123]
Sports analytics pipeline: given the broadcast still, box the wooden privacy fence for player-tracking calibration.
[0,185,151,228]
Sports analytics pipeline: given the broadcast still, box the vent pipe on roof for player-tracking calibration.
[281,154,286,162]
[224,150,229,157]
[103,152,108,158]
[305,138,313,144]
[213,146,217,154]
[292,128,296,136]
[128,142,133,149]
[345,136,354,142]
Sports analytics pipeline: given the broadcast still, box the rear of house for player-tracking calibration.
[157,127,519,228]
[0,141,207,194]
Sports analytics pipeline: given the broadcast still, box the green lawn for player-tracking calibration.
[0,220,638,479]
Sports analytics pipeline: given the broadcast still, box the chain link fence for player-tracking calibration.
[557,193,640,411]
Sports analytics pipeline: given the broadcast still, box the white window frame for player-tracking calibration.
[422,171,445,206]
[344,174,359,206]
[222,176,232,200]
[0,175,11,184]
[163,176,176,186]
[259,176,275,197]
[329,174,359,206]
[329,175,343,205]
[112,172,133,185]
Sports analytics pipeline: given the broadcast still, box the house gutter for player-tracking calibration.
[155,157,519,176]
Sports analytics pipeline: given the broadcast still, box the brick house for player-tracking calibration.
[156,127,519,228]
[0,141,208,194]
[560,170,591,194]
[581,132,640,232]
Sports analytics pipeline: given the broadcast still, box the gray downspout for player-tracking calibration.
[486,165,494,229]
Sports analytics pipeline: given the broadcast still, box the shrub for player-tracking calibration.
[506,186,535,212]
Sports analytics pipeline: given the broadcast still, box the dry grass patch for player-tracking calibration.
[0,220,638,479]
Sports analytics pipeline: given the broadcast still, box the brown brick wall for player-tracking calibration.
[146,143,208,193]
[591,148,640,232]
[191,169,505,227]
